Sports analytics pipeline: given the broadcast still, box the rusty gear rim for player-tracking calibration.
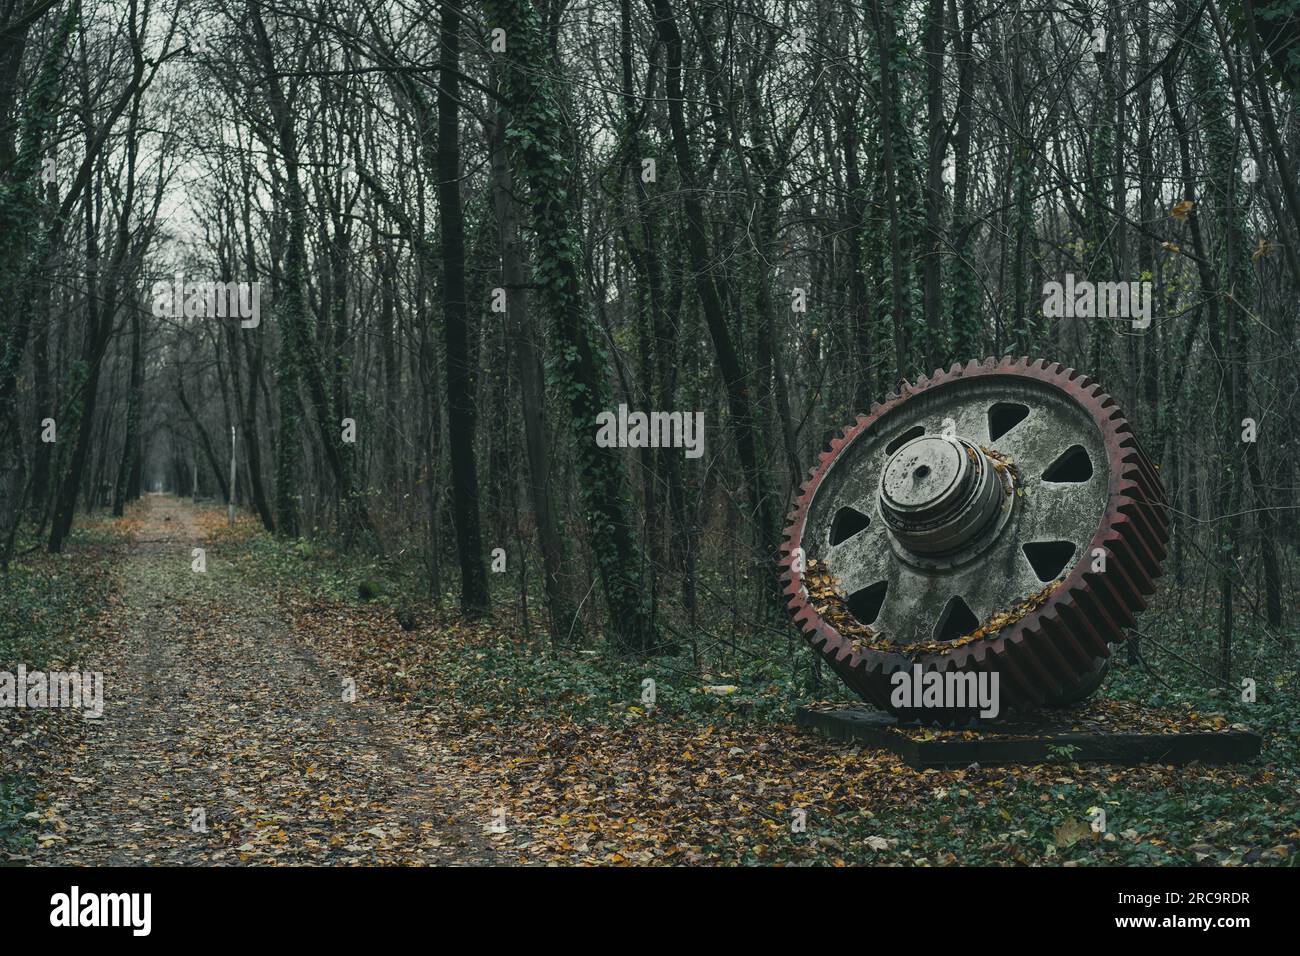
[779,358,1170,713]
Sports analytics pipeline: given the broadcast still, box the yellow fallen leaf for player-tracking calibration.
[1053,818,1092,848]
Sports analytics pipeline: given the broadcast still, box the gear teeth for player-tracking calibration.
[1039,611,1094,675]
[1060,588,1113,656]
[996,639,1046,704]
[778,357,1169,716]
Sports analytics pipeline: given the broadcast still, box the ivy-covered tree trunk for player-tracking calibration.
[0,5,75,562]
[868,0,926,377]
[948,0,981,359]
[488,102,574,640]
[921,0,946,368]
[0,4,76,452]
[489,0,656,653]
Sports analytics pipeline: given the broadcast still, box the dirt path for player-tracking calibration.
[27,495,493,865]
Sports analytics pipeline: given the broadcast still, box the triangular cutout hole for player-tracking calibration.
[934,595,980,642]
[1023,540,1077,582]
[988,402,1030,442]
[846,580,888,627]
[829,506,871,546]
[1042,444,1093,482]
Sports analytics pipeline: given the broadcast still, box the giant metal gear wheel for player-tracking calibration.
[779,358,1170,717]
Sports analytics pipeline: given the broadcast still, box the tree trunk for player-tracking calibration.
[490,0,657,653]
[437,0,490,615]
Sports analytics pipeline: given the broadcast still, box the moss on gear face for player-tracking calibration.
[779,357,1169,718]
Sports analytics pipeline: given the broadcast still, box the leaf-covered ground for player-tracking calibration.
[1,512,130,856]
[4,497,490,864]
[281,604,1299,866]
[3,496,1297,866]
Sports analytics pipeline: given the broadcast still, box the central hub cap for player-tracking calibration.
[879,435,1008,559]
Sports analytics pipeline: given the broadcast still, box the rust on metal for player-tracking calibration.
[778,357,1170,715]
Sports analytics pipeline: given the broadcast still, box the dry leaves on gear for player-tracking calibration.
[805,557,1062,657]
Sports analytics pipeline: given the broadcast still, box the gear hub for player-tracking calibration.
[878,435,1009,562]
[779,358,1169,718]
